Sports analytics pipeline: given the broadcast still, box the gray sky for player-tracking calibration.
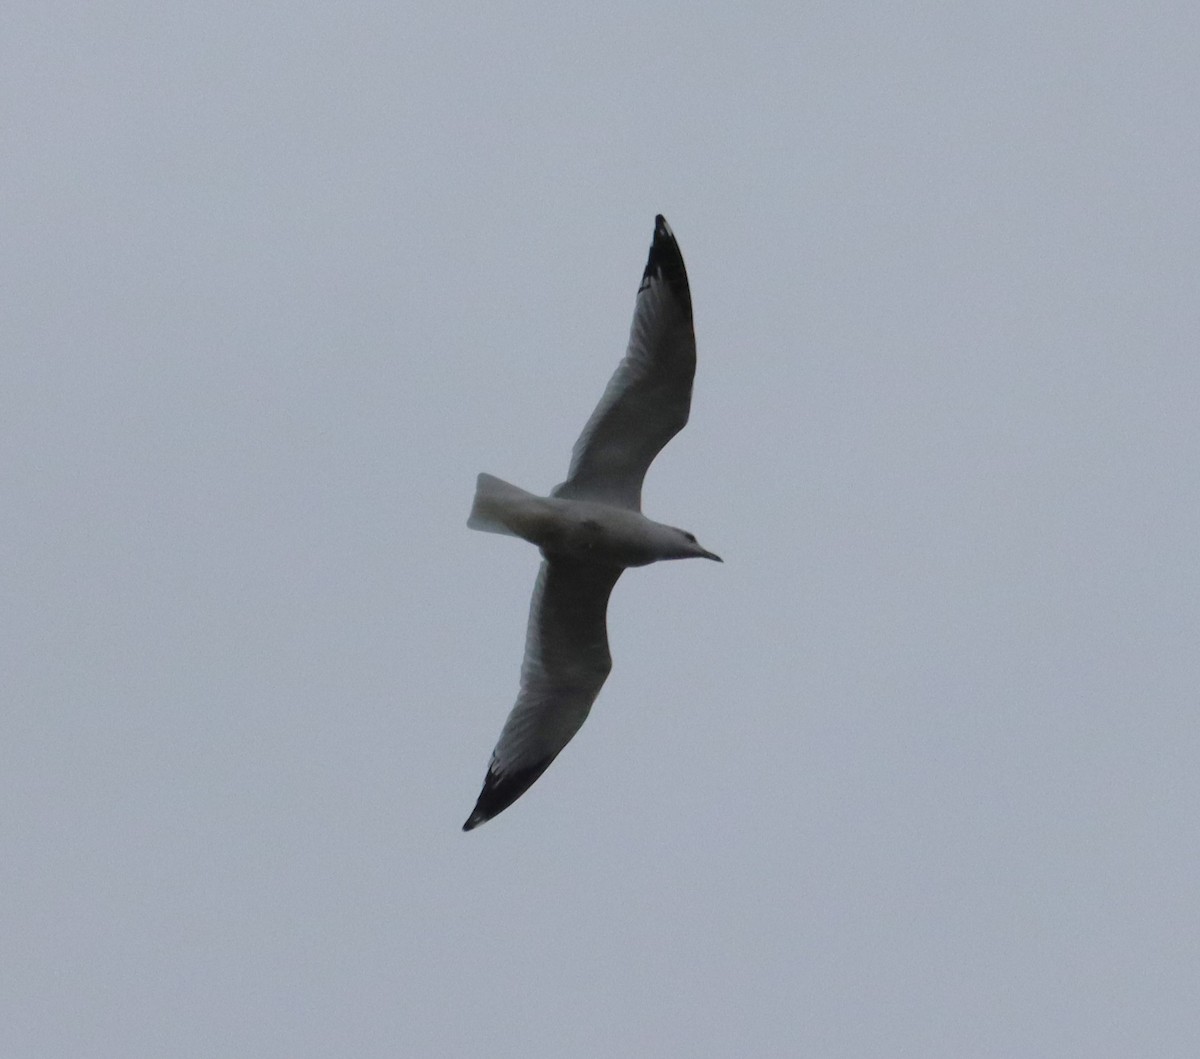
[3,2,1198,1055]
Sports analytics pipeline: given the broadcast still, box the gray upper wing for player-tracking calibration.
[551,215,696,511]
[463,558,622,830]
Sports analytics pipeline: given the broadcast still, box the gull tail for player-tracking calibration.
[467,473,539,537]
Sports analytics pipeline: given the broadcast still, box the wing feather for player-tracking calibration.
[463,559,622,829]
[552,215,696,511]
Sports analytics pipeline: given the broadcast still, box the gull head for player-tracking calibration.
[666,527,722,563]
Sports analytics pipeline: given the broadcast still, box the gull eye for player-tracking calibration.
[684,532,696,542]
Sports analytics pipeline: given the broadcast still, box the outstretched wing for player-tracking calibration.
[463,559,623,830]
[552,215,696,511]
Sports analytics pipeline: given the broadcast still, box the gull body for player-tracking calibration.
[468,473,721,568]
[463,216,719,831]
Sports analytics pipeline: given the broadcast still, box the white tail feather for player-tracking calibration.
[467,473,538,537]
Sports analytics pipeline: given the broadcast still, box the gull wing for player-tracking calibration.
[463,559,622,830]
[552,215,696,511]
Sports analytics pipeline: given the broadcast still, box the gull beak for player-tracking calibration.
[700,548,723,562]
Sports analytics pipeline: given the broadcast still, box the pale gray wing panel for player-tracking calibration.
[552,216,696,511]
[463,559,622,828]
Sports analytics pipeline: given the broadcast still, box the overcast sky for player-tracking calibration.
[3,2,1198,1056]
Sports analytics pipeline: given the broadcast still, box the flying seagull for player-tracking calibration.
[462,215,720,831]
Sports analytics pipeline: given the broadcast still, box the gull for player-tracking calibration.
[462,216,721,831]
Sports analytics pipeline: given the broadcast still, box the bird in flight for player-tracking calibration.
[463,216,721,831]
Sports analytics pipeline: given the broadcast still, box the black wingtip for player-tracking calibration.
[461,759,554,832]
[640,214,692,318]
